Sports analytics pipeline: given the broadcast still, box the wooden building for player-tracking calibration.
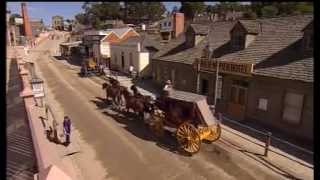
[151,15,313,142]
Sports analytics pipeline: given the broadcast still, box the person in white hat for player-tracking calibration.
[163,80,173,96]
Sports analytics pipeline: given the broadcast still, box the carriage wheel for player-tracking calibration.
[150,113,165,138]
[176,123,201,154]
[204,123,222,142]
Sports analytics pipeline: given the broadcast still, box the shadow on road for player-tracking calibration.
[91,97,191,157]
[53,54,83,67]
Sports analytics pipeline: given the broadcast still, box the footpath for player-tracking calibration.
[7,33,85,180]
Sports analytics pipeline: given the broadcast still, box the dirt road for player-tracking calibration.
[31,36,284,180]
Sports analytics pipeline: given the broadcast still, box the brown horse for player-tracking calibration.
[102,82,121,107]
[108,77,120,87]
[120,88,152,120]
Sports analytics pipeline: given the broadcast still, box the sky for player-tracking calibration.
[7,2,246,26]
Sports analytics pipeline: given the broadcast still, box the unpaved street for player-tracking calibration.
[31,36,284,180]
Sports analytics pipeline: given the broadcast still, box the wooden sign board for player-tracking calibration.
[196,58,254,76]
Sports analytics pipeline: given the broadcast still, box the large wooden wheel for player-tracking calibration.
[176,122,201,154]
[203,123,221,142]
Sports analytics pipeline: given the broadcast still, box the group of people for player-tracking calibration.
[45,115,72,146]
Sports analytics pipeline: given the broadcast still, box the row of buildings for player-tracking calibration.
[67,12,313,143]
[7,4,46,46]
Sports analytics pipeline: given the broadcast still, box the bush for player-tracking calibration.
[242,11,257,19]
[261,6,279,18]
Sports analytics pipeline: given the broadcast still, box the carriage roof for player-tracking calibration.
[166,90,207,103]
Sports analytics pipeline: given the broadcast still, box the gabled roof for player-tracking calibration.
[153,21,236,65]
[154,15,314,83]
[112,27,138,39]
[302,20,313,32]
[111,33,162,53]
[236,20,259,34]
[189,24,209,35]
[215,15,313,82]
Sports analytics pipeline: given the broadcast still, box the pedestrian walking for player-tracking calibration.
[99,63,104,74]
[163,80,173,96]
[129,65,134,78]
[63,116,71,145]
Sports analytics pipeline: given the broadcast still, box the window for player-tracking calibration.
[232,33,243,49]
[282,92,304,125]
[168,22,171,26]
[171,69,175,86]
[164,22,167,26]
[258,98,268,111]
[156,67,161,81]
[182,79,187,86]
[201,79,209,95]
[230,86,237,103]
[308,33,313,49]
[129,52,133,66]
[216,76,223,99]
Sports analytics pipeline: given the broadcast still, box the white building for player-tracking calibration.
[83,28,139,67]
[110,36,150,76]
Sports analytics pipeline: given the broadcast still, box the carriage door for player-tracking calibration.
[227,80,248,121]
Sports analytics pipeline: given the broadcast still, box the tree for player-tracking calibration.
[250,2,313,18]
[242,11,257,20]
[261,5,278,18]
[9,13,22,25]
[75,13,89,25]
[145,2,166,21]
[180,2,206,20]
[172,6,179,13]
[125,2,166,22]
[75,2,122,29]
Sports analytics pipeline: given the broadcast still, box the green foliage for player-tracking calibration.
[295,2,313,14]
[242,11,257,20]
[261,5,278,18]
[75,2,166,28]
[180,2,206,20]
[250,2,313,18]
[9,13,22,25]
[126,2,166,21]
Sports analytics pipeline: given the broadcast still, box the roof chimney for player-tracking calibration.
[173,12,184,38]
[21,2,33,42]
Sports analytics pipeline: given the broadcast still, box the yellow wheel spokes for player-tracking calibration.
[176,123,201,154]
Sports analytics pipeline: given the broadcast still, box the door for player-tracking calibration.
[171,69,175,86]
[227,81,248,121]
[121,52,125,70]
[201,79,209,95]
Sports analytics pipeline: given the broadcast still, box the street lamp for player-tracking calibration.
[27,62,45,107]
[31,77,45,107]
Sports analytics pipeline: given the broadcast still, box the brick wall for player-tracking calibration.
[173,13,185,38]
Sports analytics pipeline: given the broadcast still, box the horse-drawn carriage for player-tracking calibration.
[148,90,221,154]
[80,58,104,77]
[102,77,221,155]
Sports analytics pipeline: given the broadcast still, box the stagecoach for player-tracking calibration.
[80,57,104,77]
[149,90,222,154]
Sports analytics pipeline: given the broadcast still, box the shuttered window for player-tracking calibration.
[258,98,268,111]
[282,92,304,125]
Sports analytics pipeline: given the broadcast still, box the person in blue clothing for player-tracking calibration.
[63,116,71,145]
